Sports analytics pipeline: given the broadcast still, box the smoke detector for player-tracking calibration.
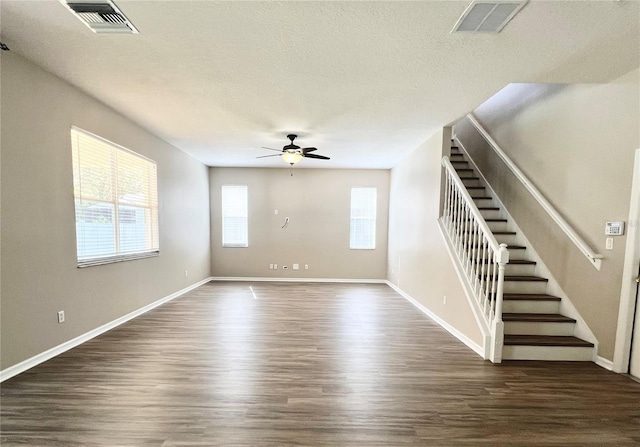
[63,0,138,34]
[452,1,528,33]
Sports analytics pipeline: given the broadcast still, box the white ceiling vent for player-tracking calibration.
[64,0,138,34]
[452,1,527,33]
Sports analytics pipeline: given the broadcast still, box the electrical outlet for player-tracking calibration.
[304,264,309,270]
[443,296,447,305]
[57,310,65,324]
[184,270,188,277]
[293,263,299,270]
[274,264,277,270]
[269,264,274,270]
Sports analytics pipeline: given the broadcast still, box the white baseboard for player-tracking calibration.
[385,281,485,359]
[7,276,608,382]
[0,277,214,383]
[210,276,387,284]
[595,355,614,371]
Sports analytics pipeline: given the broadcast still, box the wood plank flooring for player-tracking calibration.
[2,281,639,446]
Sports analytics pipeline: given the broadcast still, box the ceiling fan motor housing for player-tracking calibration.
[284,134,300,151]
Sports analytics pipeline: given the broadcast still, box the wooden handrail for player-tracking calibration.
[466,113,603,271]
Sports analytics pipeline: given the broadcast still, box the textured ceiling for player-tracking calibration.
[1,1,638,169]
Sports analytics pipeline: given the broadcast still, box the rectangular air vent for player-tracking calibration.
[64,0,138,34]
[452,1,527,33]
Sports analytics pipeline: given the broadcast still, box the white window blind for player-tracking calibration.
[350,187,377,250]
[71,127,159,267]
[222,185,248,247]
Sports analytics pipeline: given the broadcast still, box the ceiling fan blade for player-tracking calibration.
[303,153,330,160]
[301,147,317,153]
[261,147,283,152]
[256,154,282,159]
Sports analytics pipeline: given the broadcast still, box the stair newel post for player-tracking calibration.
[490,243,509,363]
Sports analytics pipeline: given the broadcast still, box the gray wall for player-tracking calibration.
[455,68,640,360]
[209,167,389,279]
[387,128,484,348]
[1,52,211,370]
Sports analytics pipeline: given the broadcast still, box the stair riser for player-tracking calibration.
[503,281,547,294]
[456,171,477,179]
[504,249,527,261]
[504,264,537,276]
[462,178,480,187]
[502,345,593,361]
[486,221,508,232]
[468,190,488,199]
[495,235,518,245]
[479,210,502,220]
[473,199,495,209]
[502,300,559,314]
[504,321,575,336]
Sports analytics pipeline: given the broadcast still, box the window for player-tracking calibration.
[71,127,159,267]
[350,187,377,249]
[222,185,248,247]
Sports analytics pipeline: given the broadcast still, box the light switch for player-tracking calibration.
[605,238,614,250]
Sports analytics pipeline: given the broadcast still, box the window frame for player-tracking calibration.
[221,184,249,248]
[71,126,159,267]
[349,187,377,250]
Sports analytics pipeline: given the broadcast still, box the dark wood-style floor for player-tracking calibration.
[2,282,639,446]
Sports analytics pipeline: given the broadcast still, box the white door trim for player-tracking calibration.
[613,148,640,373]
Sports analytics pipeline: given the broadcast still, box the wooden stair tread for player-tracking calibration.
[503,293,561,301]
[478,207,500,211]
[485,218,508,222]
[503,313,576,323]
[504,275,548,282]
[455,168,474,172]
[472,196,493,200]
[466,244,526,250]
[466,186,485,190]
[508,259,536,265]
[504,335,593,347]
[480,259,536,265]
[482,275,547,282]
[463,230,514,235]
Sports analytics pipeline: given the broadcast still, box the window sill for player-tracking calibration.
[77,251,159,268]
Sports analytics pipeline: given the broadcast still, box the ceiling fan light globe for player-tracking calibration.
[282,152,302,165]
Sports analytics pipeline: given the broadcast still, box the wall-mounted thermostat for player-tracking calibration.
[605,221,625,236]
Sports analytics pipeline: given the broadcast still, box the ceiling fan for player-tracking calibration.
[258,134,330,166]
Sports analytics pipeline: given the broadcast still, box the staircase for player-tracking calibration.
[450,143,594,361]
